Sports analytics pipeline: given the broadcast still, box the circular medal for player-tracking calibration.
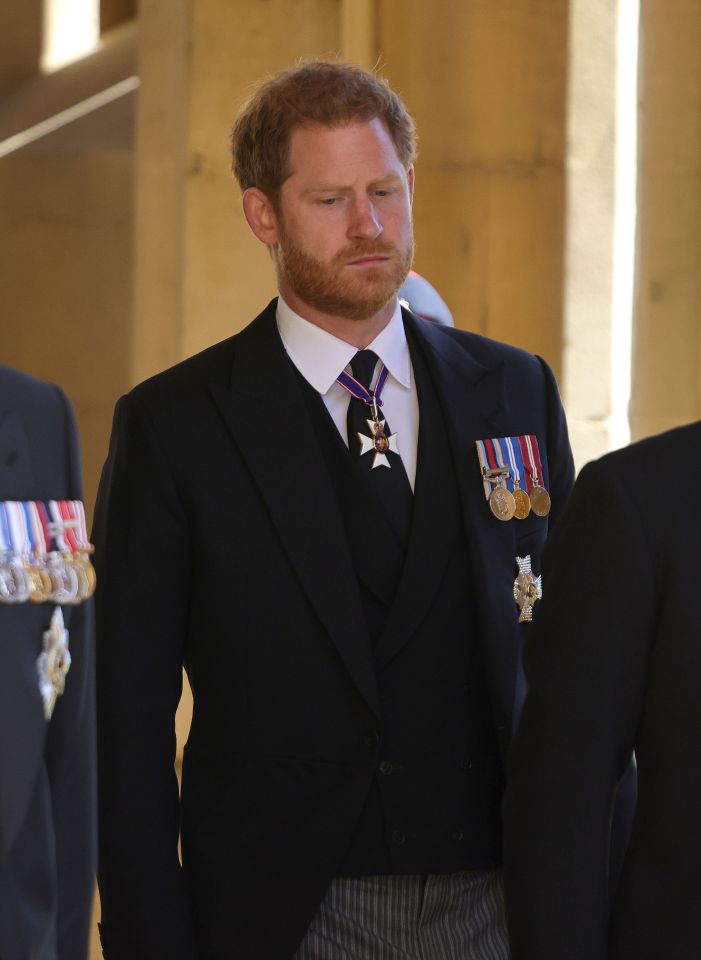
[77,553,97,598]
[0,564,13,603]
[47,553,80,604]
[529,484,551,517]
[67,554,91,603]
[512,485,531,520]
[27,562,52,603]
[489,486,516,522]
[3,558,32,603]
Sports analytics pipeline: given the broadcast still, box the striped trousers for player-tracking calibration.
[293,868,510,960]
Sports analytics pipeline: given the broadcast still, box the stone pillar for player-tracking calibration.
[378,0,568,381]
[631,0,701,439]
[560,0,620,466]
[132,0,339,383]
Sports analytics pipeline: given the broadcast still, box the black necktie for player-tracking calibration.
[346,350,413,545]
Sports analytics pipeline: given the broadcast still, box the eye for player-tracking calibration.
[319,197,342,206]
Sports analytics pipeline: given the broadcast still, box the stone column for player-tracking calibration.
[631,0,701,439]
[132,0,339,384]
[378,0,568,381]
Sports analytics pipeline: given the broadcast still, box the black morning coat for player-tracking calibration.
[93,299,575,959]
[0,366,96,960]
[504,420,701,960]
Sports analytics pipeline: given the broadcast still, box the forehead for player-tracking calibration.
[286,118,404,184]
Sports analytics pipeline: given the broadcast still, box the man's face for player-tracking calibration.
[272,118,414,322]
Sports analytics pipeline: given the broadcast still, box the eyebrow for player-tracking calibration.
[300,173,405,197]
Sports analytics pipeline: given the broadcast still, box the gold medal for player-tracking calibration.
[78,552,97,598]
[512,483,531,520]
[489,485,516,522]
[66,555,90,603]
[27,561,52,603]
[529,484,551,517]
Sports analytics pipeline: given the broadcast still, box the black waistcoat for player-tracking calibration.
[296,325,504,875]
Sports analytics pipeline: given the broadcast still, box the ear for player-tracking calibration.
[406,166,415,206]
[242,188,279,245]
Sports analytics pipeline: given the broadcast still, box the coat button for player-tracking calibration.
[452,830,464,843]
[379,760,394,775]
[363,731,380,749]
[391,830,406,846]
[462,758,473,772]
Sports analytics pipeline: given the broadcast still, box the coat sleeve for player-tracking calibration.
[503,459,654,960]
[92,393,199,959]
[45,386,97,960]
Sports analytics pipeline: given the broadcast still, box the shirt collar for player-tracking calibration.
[276,296,412,395]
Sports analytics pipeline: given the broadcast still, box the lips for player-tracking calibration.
[348,255,390,266]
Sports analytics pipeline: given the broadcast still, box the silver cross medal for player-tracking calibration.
[36,606,71,719]
[513,554,542,623]
[358,396,400,469]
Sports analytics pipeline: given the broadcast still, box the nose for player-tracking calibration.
[349,196,383,240]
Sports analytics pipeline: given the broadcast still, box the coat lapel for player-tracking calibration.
[381,312,519,729]
[374,324,457,669]
[209,302,380,718]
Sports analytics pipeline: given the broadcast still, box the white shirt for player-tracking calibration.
[276,296,420,489]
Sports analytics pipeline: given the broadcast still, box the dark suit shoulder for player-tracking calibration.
[578,420,701,512]
[437,325,545,374]
[594,419,701,482]
[0,364,65,415]
[569,420,701,568]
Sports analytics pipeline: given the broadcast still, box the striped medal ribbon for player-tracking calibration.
[0,500,96,604]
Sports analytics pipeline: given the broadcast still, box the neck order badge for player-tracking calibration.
[337,352,400,470]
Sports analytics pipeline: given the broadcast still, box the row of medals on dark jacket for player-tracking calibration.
[483,466,551,522]
[0,549,96,605]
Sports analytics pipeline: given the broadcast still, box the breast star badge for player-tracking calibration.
[513,554,542,623]
[36,606,71,720]
[358,419,400,470]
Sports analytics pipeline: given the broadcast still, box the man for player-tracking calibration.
[503,421,701,960]
[0,364,95,960]
[93,60,574,959]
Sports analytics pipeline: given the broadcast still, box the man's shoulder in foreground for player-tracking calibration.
[575,419,701,517]
[593,418,701,478]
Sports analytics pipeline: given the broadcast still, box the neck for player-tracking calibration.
[278,284,396,348]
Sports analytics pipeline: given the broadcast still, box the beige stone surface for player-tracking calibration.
[560,0,619,468]
[632,0,701,439]
[378,0,568,378]
[0,0,42,93]
[0,149,133,516]
[181,0,340,358]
